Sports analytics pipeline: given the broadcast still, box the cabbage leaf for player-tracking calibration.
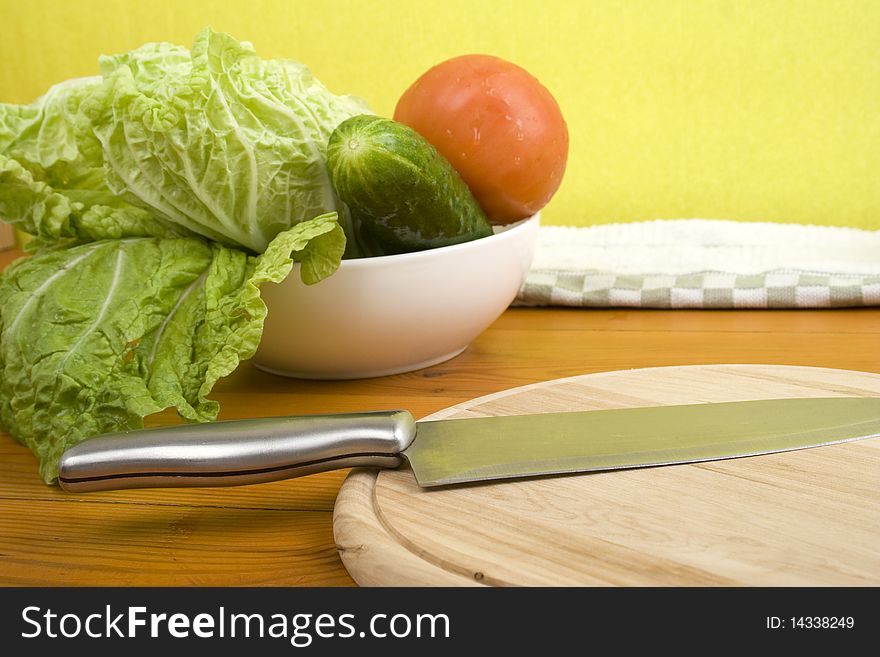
[0,213,344,483]
[0,77,184,247]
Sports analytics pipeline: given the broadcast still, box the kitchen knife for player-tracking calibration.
[58,397,880,492]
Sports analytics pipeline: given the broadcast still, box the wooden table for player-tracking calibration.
[1,248,878,586]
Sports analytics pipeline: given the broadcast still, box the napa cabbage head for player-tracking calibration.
[0,27,358,483]
[81,27,371,254]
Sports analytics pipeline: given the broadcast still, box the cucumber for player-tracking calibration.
[327,115,493,255]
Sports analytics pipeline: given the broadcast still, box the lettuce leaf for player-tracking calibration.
[0,213,343,483]
[82,27,371,254]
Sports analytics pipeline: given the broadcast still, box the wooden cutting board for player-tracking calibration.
[333,365,880,586]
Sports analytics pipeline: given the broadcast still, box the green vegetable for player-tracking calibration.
[0,27,370,255]
[0,214,344,483]
[0,27,363,484]
[0,77,184,248]
[82,28,370,255]
[327,115,493,255]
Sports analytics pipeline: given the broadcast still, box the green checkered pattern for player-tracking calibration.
[515,270,880,308]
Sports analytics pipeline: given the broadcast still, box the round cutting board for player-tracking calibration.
[333,365,880,586]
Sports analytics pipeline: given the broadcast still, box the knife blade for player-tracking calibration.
[58,397,880,492]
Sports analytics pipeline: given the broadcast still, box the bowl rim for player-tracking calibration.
[332,212,540,269]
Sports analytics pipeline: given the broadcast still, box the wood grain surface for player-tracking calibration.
[335,365,880,586]
[0,247,879,586]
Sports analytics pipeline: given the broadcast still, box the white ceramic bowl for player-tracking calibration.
[253,213,540,379]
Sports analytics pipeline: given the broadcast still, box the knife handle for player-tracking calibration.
[58,410,416,492]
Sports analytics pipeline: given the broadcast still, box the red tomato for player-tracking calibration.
[394,54,568,224]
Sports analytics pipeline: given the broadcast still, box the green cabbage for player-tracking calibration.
[0,76,184,247]
[83,27,370,253]
[0,27,357,483]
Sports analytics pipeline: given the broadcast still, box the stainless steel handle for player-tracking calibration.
[58,410,416,492]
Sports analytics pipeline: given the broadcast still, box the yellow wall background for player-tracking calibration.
[1,0,878,229]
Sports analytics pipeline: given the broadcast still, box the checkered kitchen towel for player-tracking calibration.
[515,220,880,308]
